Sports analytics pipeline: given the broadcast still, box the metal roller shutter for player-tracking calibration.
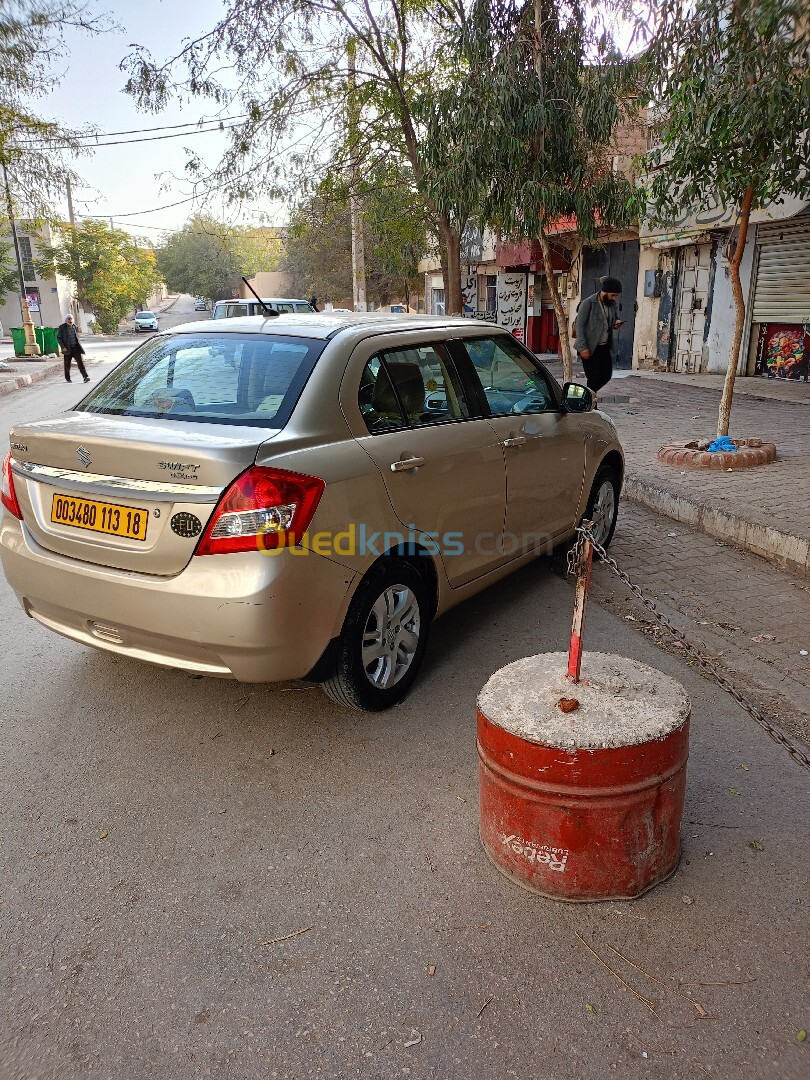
[752,221,810,323]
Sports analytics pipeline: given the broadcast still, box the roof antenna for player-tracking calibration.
[241,277,279,317]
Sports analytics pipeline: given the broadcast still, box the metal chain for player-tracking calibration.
[568,525,810,774]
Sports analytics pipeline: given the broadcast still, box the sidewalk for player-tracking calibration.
[614,375,810,577]
[569,500,810,747]
[543,358,810,576]
[0,359,62,397]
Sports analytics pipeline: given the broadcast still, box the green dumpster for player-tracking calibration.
[41,326,60,355]
[10,328,26,357]
[34,326,59,355]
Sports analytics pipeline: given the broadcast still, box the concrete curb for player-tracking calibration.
[0,361,62,397]
[623,473,810,578]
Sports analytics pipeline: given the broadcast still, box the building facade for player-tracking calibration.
[633,194,810,386]
[0,225,76,334]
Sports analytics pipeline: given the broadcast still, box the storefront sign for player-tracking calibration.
[497,272,527,338]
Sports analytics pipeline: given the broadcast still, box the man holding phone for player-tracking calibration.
[574,276,624,395]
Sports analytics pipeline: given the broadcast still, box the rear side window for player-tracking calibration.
[358,345,471,435]
[212,302,250,319]
[76,333,325,427]
[358,357,407,433]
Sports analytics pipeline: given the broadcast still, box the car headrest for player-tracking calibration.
[386,362,425,419]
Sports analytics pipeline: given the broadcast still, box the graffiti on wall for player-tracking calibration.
[462,274,477,315]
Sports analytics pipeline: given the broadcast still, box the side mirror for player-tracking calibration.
[563,382,595,413]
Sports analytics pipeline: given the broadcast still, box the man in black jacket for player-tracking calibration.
[56,314,90,384]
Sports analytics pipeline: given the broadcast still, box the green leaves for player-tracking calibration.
[284,159,427,304]
[42,220,160,333]
[156,216,281,305]
[643,0,810,217]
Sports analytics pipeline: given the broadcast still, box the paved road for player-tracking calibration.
[127,293,211,334]
[0,374,808,1079]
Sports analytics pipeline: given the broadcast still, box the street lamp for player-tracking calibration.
[1,159,41,357]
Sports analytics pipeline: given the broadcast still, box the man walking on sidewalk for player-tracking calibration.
[574,277,624,395]
[57,314,90,384]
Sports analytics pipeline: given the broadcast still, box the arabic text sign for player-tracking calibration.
[641,194,809,244]
[497,273,527,336]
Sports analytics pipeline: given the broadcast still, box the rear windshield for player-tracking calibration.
[75,333,325,427]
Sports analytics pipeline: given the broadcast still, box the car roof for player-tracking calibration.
[214,297,311,305]
[166,312,500,341]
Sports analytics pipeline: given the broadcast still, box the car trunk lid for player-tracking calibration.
[8,413,278,575]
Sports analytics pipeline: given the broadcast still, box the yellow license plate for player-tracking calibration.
[51,493,148,541]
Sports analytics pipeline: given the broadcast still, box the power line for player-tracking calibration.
[65,114,248,140]
[70,118,327,221]
[12,120,244,152]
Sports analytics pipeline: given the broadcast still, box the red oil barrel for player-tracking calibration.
[478,652,690,901]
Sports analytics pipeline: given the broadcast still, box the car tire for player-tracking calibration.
[582,465,620,550]
[323,558,431,711]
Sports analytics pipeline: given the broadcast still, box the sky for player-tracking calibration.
[40,0,283,240]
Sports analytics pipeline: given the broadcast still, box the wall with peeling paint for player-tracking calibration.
[706,226,758,375]
[632,246,677,369]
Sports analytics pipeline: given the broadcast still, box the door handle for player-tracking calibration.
[390,456,426,472]
[502,436,527,448]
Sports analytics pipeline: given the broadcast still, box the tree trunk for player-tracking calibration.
[717,184,755,438]
[539,228,573,382]
[438,215,463,314]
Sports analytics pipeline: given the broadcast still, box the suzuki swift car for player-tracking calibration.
[1,313,623,710]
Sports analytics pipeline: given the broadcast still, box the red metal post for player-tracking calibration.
[567,535,593,682]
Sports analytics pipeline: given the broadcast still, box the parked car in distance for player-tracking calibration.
[1,313,623,711]
[212,298,315,319]
[194,299,207,311]
[134,311,159,332]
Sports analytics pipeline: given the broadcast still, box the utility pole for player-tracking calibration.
[347,38,367,312]
[66,175,76,226]
[65,177,83,331]
[2,158,41,356]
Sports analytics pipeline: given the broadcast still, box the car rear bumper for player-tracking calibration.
[0,514,356,682]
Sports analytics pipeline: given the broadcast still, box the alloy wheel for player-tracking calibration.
[362,584,421,689]
[589,479,616,546]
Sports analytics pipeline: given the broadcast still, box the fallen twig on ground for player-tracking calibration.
[261,926,313,946]
[476,995,493,1019]
[574,931,660,1019]
[604,943,709,1017]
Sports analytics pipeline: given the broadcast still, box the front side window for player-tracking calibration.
[76,333,324,427]
[463,335,557,415]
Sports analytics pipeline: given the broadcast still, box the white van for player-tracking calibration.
[212,297,315,319]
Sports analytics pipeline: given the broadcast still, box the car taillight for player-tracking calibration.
[195,466,325,556]
[1,452,23,520]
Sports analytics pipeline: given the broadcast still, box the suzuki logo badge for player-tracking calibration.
[76,445,92,469]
